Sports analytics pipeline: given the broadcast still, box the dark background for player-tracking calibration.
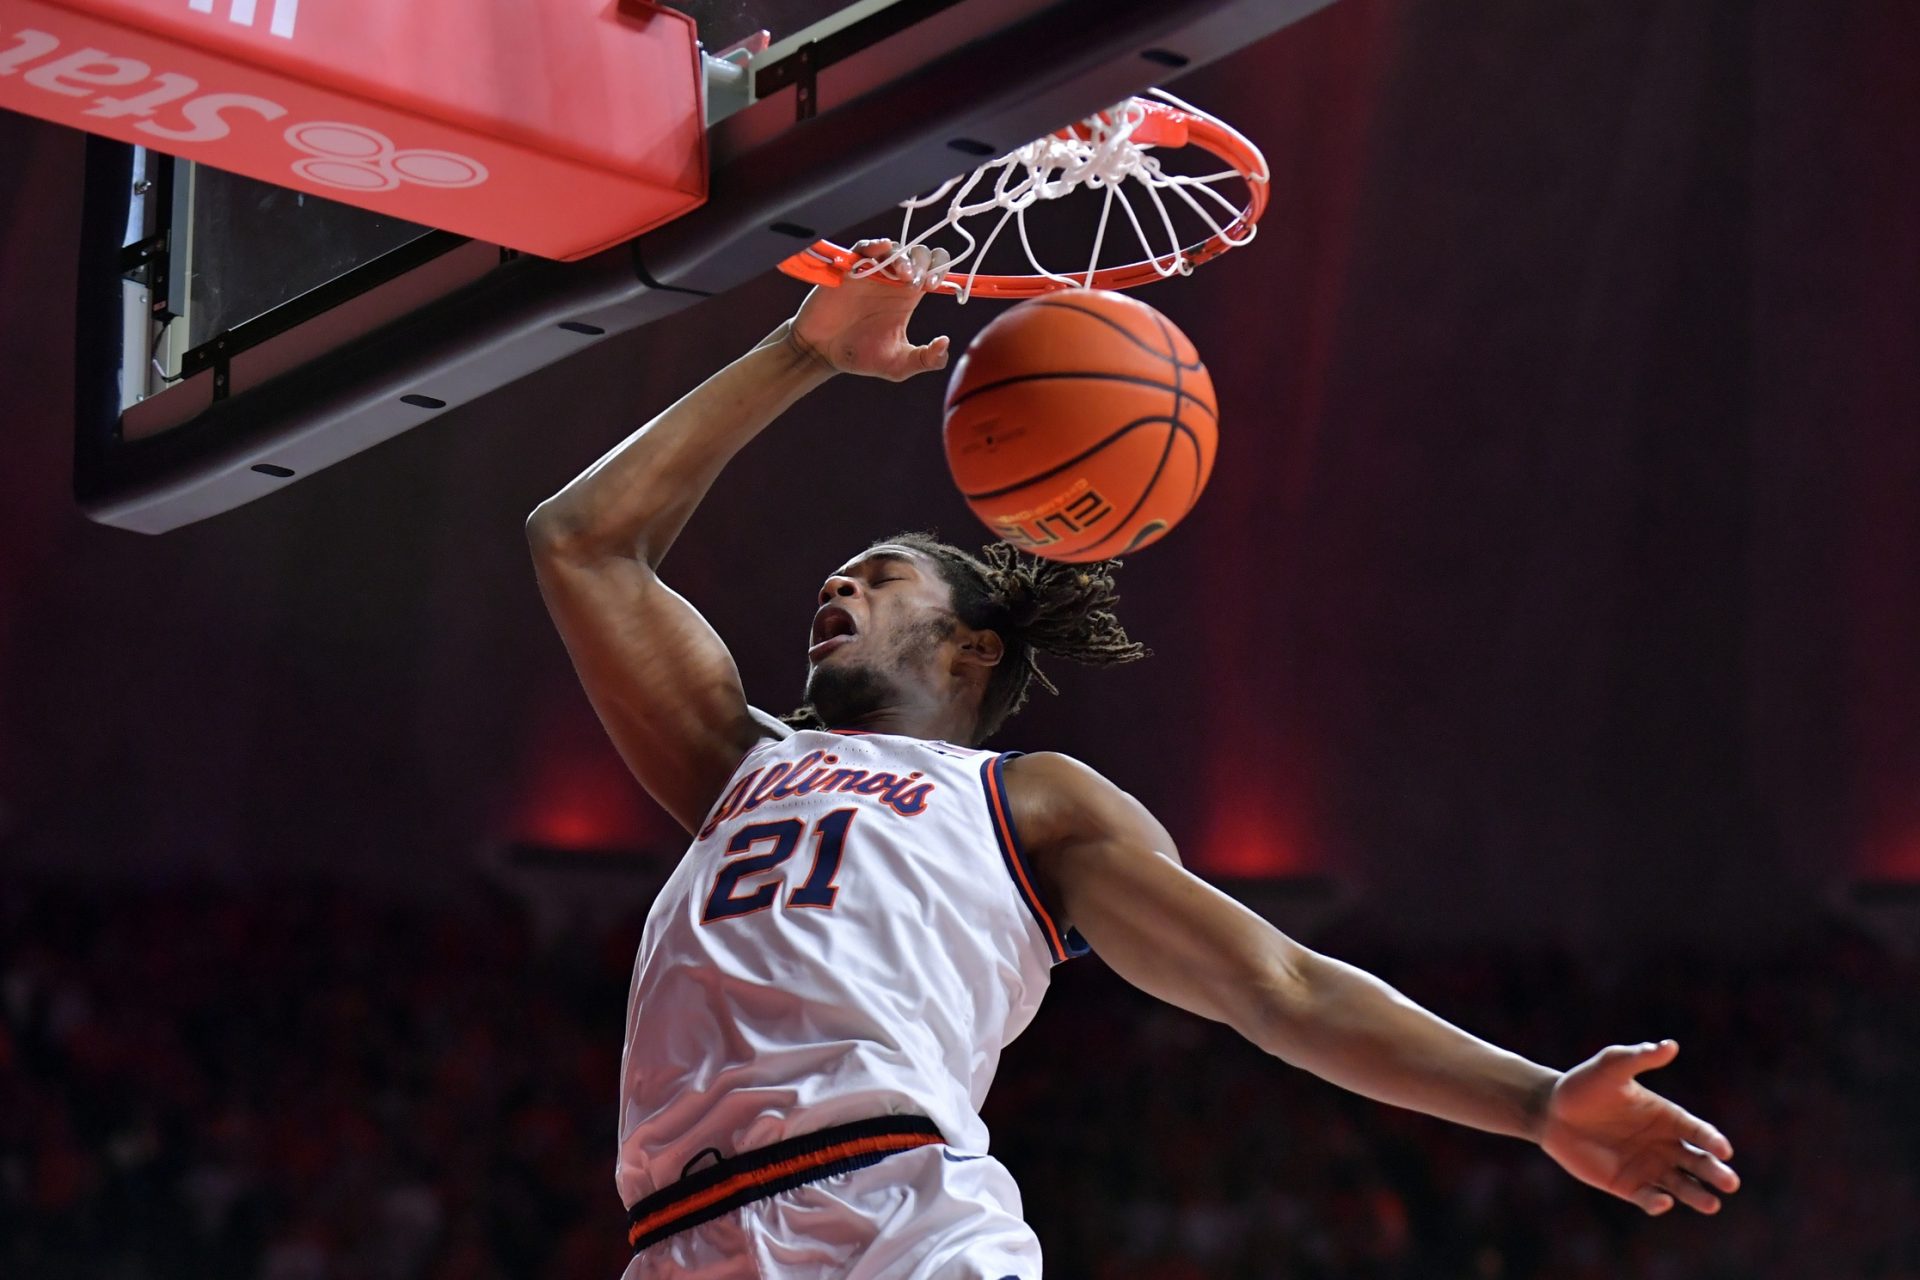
[2,0,1918,1275]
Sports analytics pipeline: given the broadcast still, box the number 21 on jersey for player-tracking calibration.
[701,809,856,923]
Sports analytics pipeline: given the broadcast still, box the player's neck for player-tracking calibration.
[826,696,976,745]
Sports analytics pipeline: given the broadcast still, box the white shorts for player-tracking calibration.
[622,1145,1043,1280]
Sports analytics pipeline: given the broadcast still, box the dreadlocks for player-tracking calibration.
[785,532,1149,742]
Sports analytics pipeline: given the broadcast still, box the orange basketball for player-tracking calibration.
[942,289,1217,562]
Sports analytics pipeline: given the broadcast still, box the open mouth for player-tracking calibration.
[808,605,859,661]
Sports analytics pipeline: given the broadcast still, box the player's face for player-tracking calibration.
[803,546,961,722]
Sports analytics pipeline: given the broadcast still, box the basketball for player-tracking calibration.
[942,290,1217,563]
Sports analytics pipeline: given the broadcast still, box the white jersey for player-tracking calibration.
[615,728,1083,1209]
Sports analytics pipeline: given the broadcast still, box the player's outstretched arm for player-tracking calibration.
[527,243,950,833]
[1005,751,1740,1217]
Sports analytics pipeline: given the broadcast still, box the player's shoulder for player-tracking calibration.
[1001,751,1127,830]
[1002,750,1108,791]
[1002,751,1178,863]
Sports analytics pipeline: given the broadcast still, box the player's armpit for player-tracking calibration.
[528,534,785,834]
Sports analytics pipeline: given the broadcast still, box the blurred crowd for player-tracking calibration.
[3,878,1915,1279]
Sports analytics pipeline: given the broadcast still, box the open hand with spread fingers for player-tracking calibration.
[787,239,952,382]
[1539,1039,1740,1216]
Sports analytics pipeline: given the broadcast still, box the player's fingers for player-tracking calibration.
[877,250,914,283]
[1684,1118,1733,1161]
[1600,1039,1678,1080]
[889,335,949,381]
[868,243,915,285]
[843,241,903,286]
[848,239,917,286]
[1631,1186,1675,1217]
[1660,1172,1722,1215]
[904,243,951,291]
[1679,1142,1740,1194]
[922,247,952,292]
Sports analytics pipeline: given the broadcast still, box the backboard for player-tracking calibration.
[69,0,1340,532]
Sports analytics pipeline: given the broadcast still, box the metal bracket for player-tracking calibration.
[118,232,168,276]
[702,29,769,125]
[118,231,173,317]
[793,42,818,121]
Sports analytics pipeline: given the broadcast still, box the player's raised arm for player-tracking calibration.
[525,243,951,832]
[1004,751,1740,1218]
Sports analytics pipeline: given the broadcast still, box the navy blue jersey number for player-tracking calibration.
[701,819,803,922]
[787,808,854,909]
[701,810,857,923]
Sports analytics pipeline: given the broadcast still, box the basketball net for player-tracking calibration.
[778,89,1268,301]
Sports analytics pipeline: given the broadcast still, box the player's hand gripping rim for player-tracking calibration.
[787,240,952,383]
[1538,1038,1741,1217]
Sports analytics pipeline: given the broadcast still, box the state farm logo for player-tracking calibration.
[0,27,488,193]
[286,122,488,192]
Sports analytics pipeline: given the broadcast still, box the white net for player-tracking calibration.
[847,88,1268,301]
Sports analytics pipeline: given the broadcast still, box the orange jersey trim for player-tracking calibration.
[982,754,1070,963]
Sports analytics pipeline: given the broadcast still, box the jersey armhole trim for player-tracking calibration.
[981,752,1083,965]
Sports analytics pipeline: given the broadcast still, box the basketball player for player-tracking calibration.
[526,243,1739,1278]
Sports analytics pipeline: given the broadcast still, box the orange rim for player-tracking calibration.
[776,98,1266,298]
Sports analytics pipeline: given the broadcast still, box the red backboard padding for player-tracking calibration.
[0,0,705,260]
